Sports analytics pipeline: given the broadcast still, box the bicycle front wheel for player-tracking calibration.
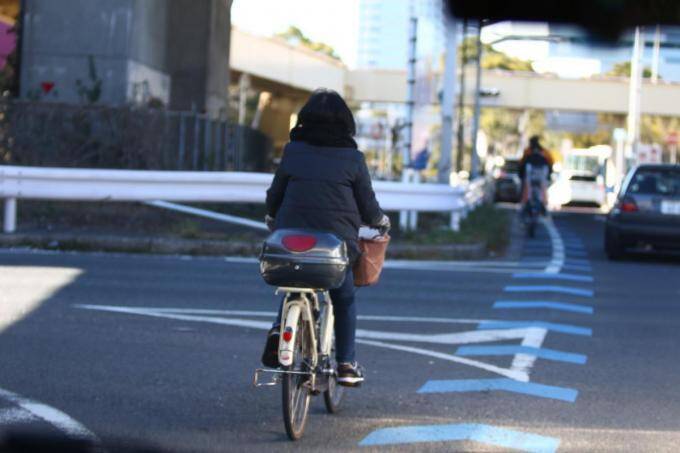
[282,316,312,440]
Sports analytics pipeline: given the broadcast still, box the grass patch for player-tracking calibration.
[397,203,510,253]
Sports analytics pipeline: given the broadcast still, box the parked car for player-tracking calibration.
[605,164,680,259]
[493,159,522,202]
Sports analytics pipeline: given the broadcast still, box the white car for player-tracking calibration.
[549,170,606,207]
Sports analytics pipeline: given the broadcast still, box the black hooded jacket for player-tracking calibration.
[265,140,384,259]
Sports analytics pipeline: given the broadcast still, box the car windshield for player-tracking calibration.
[627,168,680,196]
[565,155,600,174]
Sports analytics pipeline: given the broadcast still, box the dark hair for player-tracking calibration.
[289,89,357,148]
[529,135,542,151]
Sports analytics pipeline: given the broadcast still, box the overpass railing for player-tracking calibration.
[0,166,489,234]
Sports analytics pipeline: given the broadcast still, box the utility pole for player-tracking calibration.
[438,16,457,184]
[404,15,417,169]
[470,20,483,179]
[399,12,418,231]
[626,26,644,169]
[455,19,467,174]
[651,25,661,84]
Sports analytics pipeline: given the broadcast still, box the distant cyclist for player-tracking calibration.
[519,135,552,215]
[261,89,390,387]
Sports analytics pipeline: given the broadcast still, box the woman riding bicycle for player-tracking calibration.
[261,88,390,387]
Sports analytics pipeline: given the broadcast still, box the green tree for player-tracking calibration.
[276,26,341,61]
[606,61,654,78]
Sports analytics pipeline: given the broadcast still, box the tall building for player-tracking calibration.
[356,0,445,70]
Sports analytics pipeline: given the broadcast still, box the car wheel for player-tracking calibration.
[605,227,624,260]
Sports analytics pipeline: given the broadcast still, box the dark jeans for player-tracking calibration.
[273,269,357,363]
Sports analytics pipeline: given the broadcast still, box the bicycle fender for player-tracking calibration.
[279,304,302,367]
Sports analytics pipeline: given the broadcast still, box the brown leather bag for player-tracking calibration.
[353,234,390,287]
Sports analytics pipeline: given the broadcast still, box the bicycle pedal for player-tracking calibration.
[253,368,281,387]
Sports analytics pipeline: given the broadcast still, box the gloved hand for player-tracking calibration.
[375,214,391,236]
[265,214,275,232]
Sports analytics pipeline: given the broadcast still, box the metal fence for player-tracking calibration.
[0,101,274,172]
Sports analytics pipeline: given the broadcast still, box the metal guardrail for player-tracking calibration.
[0,166,488,233]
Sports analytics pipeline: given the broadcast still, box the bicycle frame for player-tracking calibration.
[253,287,334,388]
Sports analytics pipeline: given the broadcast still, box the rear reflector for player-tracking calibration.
[282,235,317,252]
[620,199,638,212]
[282,328,293,342]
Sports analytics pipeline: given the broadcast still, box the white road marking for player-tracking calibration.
[75,305,547,381]
[357,315,487,324]
[356,339,529,382]
[541,217,565,274]
[0,387,99,444]
[512,327,548,374]
[356,327,545,346]
[75,305,493,325]
[0,407,36,424]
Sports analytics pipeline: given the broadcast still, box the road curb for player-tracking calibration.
[0,232,490,260]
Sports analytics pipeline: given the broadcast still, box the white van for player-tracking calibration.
[549,146,612,207]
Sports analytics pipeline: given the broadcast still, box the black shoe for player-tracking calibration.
[261,327,279,368]
[337,362,365,387]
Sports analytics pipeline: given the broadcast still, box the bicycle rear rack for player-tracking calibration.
[253,368,313,387]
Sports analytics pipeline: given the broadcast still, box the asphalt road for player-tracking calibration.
[1,211,680,452]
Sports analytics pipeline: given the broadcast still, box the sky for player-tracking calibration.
[231,1,609,78]
[231,0,359,67]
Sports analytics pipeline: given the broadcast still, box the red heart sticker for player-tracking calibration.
[41,82,55,94]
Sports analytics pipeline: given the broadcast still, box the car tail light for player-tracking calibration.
[619,197,638,213]
[282,235,317,252]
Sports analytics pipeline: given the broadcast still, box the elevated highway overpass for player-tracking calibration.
[231,27,680,116]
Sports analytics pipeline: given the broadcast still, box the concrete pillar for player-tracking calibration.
[4,198,17,233]
[166,0,232,115]
[450,211,461,231]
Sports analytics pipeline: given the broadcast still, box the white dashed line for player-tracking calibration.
[0,387,99,444]
[541,217,565,274]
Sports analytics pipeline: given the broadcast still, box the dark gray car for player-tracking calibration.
[493,159,522,202]
[605,164,680,259]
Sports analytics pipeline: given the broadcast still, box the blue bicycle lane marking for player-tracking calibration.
[359,222,593,451]
[360,423,560,453]
[418,378,578,402]
[493,300,594,314]
[504,285,594,297]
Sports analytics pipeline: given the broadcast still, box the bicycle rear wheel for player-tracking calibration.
[282,316,312,440]
[528,217,536,238]
[323,337,344,413]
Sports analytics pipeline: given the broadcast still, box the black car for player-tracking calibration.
[493,159,522,202]
[605,164,680,259]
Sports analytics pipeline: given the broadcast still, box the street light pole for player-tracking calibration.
[470,20,483,179]
[438,16,457,184]
[626,26,644,169]
[455,19,467,174]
